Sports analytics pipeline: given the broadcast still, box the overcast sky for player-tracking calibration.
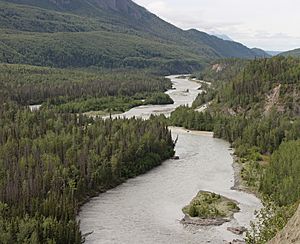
[134,0,300,51]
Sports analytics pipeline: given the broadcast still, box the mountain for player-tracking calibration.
[266,50,283,56]
[280,48,300,57]
[214,34,233,41]
[0,0,268,73]
[251,48,271,57]
[186,29,264,58]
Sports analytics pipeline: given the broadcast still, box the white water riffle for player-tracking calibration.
[78,75,261,244]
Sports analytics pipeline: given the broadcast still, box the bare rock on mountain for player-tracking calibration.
[264,84,281,115]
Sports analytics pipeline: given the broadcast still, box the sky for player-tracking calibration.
[134,0,300,51]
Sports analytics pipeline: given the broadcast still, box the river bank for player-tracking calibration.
[231,156,261,199]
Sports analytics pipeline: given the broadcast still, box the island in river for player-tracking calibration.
[181,191,240,226]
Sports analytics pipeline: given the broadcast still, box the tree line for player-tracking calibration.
[0,64,172,105]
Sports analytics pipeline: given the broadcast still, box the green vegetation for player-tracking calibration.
[0,63,174,113]
[193,56,300,115]
[170,56,300,243]
[0,0,266,73]
[170,106,214,131]
[192,58,248,83]
[215,57,300,112]
[144,92,174,105]
[281,48,300,57]
[245,140,300,243]
[51,96,144,114]
[260,141,300,206]
[0,37,177,243]
[0,62,177,243]
[173,57,300,148]
[0,104,175,243]
[183,191,240,218]
[0,29,204,73]
[0,42,178,243]
[246,200,297,243]
[191,59,248,108]
[51,93,174,114]
[0,1,274,243]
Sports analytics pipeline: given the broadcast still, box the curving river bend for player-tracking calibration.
[78,75,261,244]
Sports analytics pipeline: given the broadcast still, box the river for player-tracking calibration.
[78,75,261,244]
[105,75,201,119]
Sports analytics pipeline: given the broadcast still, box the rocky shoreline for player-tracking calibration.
[230,153,261,199]
[181,214,230,226]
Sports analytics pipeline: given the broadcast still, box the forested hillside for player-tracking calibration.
[215,57,299,116]
[281,48,300,57]
[170,56,300,243]
[0,0,267,73]
[194,56,300,117]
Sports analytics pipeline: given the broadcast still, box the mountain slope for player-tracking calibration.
[202,57,300,117]
[171,56,300,242]
[252,48,271,57]
[281,48,300,57]
[186,29,266,58]
[0,0,268,72]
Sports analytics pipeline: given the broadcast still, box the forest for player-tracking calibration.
[0,0,205,74]
[170,56,300,243]
[0,64,175,113]
[0,103,174,243]
[0,1,294,243]
[0,0,267,76]
[52,92,174,114]
[0,60,178,242]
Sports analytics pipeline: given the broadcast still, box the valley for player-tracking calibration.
[79,76,261,244]
[0,0,299,243]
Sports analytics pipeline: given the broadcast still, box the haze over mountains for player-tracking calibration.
[0,0,270,73]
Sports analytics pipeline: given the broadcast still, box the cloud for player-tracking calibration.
[133,0,300,50]
[144,1,169,13]
[138,0,241,31]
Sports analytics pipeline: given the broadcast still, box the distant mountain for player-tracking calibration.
[251,48,271,57]
[0,0,268,73]
[280,48,300,57]
[266,50,283,56]
[186,29,263,58]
